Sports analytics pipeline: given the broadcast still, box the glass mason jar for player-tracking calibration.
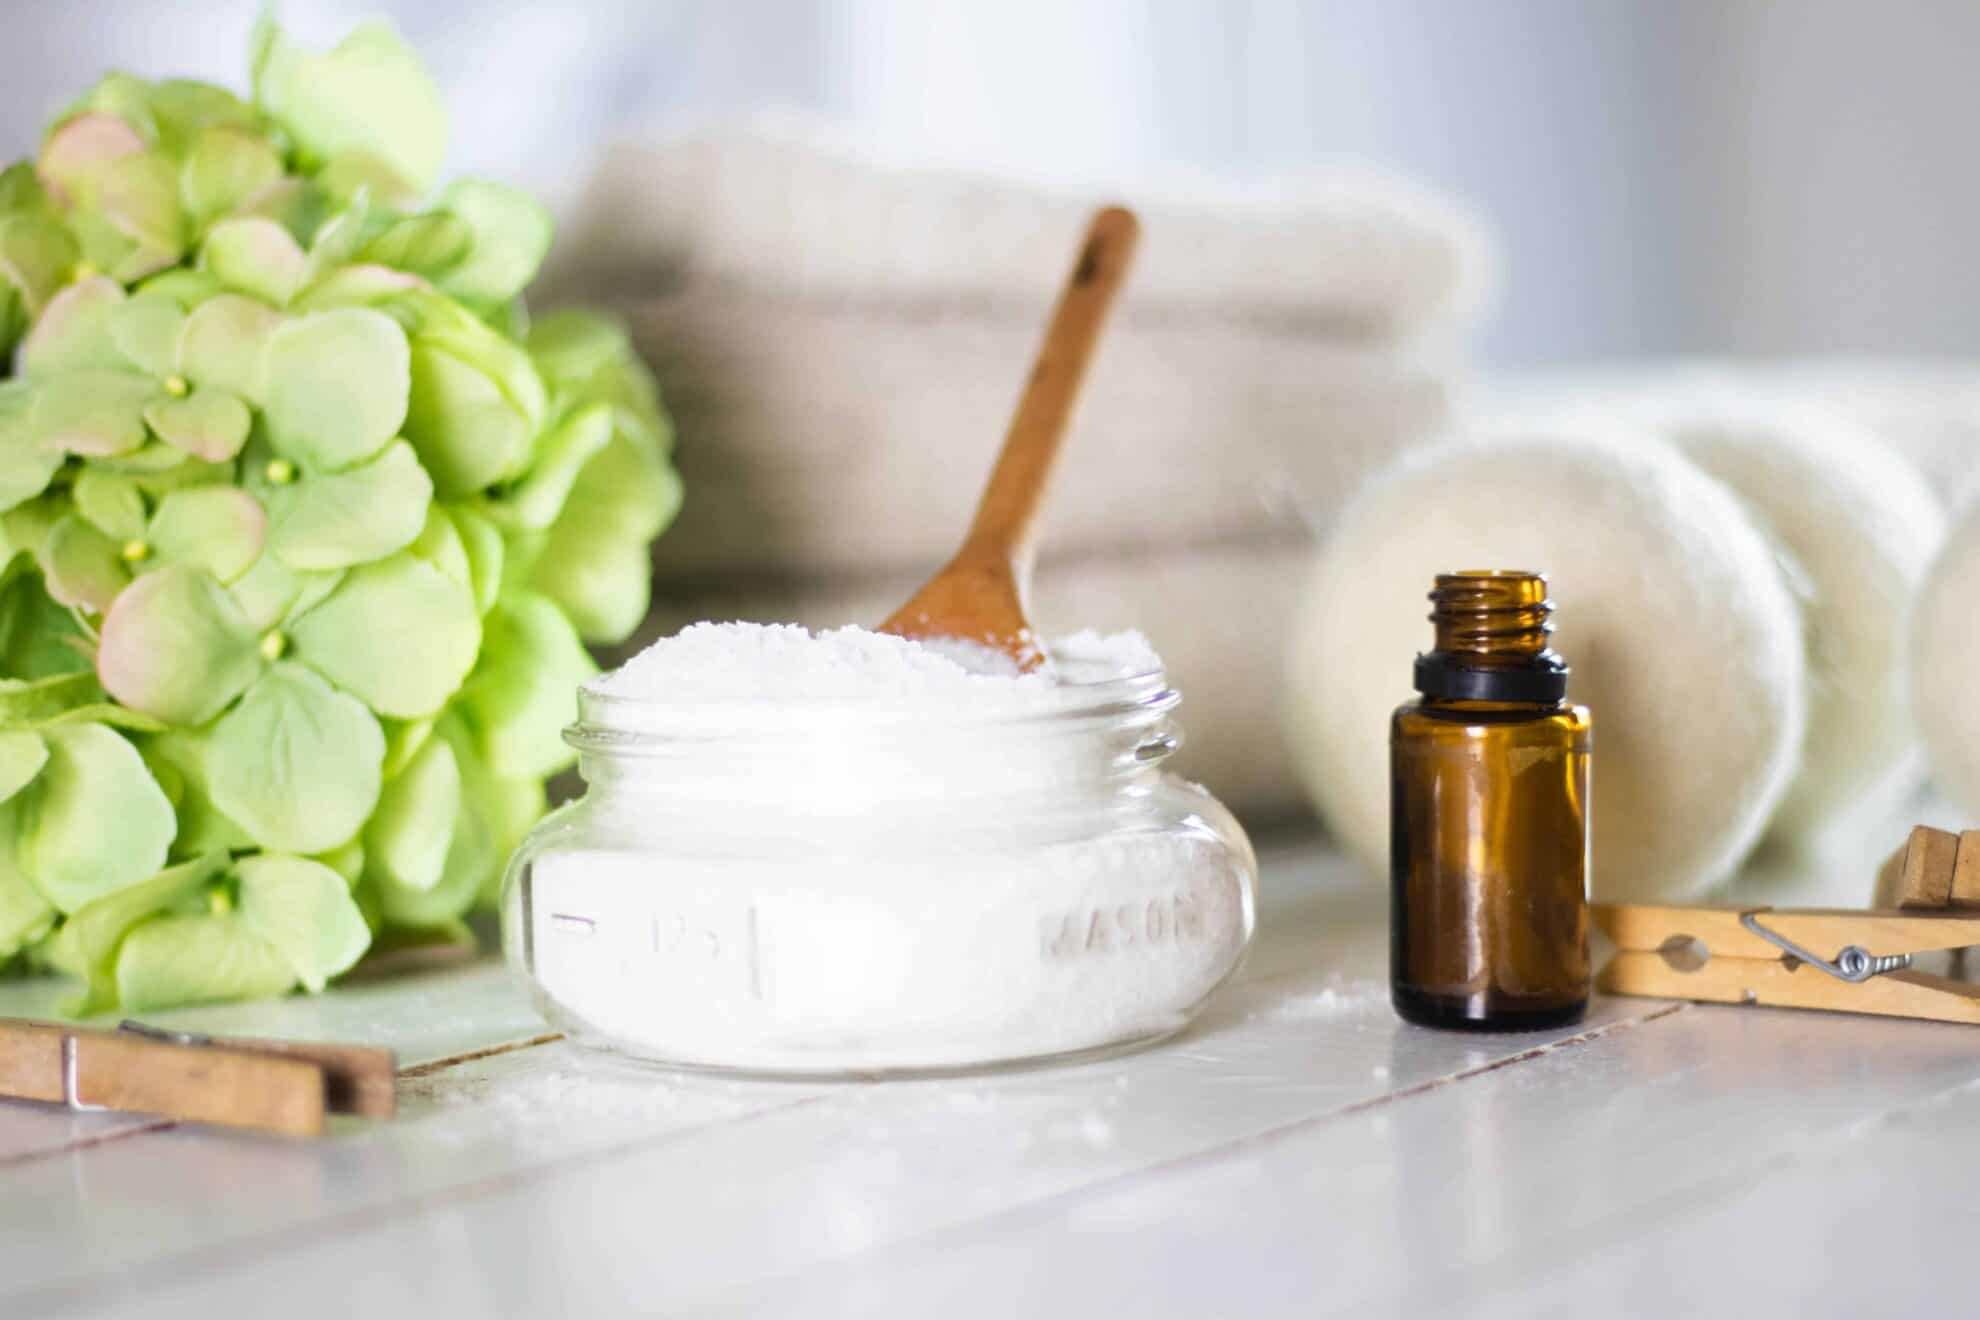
[501,659,1257,1078]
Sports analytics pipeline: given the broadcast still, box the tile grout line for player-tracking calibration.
[397,1032,566,1078]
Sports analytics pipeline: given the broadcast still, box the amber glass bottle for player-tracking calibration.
[1390,571,1591,1030]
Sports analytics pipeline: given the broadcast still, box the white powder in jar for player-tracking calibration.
[510,622,1255,1076]
[589,621,1160,705]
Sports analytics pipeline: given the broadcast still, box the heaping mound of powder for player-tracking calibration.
[591,622,1160,704]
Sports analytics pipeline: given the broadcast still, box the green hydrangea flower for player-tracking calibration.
[0,17,679,1011]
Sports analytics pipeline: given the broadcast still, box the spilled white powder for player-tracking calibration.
[508,621,1255,1075]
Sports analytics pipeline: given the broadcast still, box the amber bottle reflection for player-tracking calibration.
[1391,571,1590,1030]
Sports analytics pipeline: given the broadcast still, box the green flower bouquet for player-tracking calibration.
[0,18,680,1010]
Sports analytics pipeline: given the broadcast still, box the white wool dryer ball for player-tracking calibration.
[1285,428,1807,903]
[1654,397,1946,842]
[1911,509,1980,819]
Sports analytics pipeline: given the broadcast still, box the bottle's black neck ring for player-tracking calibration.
[1413,652,1568,704]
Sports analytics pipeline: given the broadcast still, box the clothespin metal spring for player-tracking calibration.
[1739,911,1914,983]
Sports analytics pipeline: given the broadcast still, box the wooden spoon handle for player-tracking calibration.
[961,205,1141,565]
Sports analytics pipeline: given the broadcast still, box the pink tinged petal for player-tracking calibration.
[97,564,261,726]
[147,486,266,583]
[42,513,130,614]
[37,112,146,201]
[141,386,251,462]
[18,276,126,377]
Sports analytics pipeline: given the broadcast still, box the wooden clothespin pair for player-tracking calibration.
[1593,825,1980,1025]
[0,1018,395,1137]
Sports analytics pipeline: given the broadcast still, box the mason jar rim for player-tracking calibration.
[564,661,1177,753]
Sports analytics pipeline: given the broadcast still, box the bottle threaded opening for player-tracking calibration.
[1415,570,1568,702]
[1429,570,1554,655]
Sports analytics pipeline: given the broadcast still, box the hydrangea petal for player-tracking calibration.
[263,308,410,471]
[290,553,479,719]
[143,79,258,154]
[0,384,64,512]
[95,152,186,255]
[403,343,529,496]
[108,294,187,378]
[0,731,48,806]
[301,204,369,286]
[38,112,146,199]
[227,549,302,631]
[527,309,632,384]
[73,467,147,540]
[0,673,112,726]
[60,852,224,1012]
[202,215,306,306]
[115,911,297,1012]
[458,592,595,778]
[289,263,426,313]
[315,151,421,208]
[42,512,129,613]
[531,432,683,643]
[496,401,611,532]
[0,570,93,679]
[19,275,126,376]
[142,729,253,858]
[177,293,279,401]
[209,661,384,854]
[438,178,553,305]
[148,485,266,582]
[261,438,431,571]
[445,503,504,616]
[181,125,283,224]
[31,369,154,455]
[135,267,224,310]
[380,715,434,778]
[236,853,371,992]
[0,815,55,960]
[15,723,176,914]
[363,729,458,893]
[0,214,81,319]
[406,500,470,589]
[95,443,191,476]
[360,213,471,277]
[142,385,251,461]
[377,719,496,928]
[97,563,261,724]
[251,18,446,196]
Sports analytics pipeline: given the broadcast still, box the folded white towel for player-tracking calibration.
[620,288,1454,580]
[629,539,1318,821]
[547,117,1491,342]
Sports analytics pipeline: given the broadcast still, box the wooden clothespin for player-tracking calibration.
[1873,824,1980,910]
[1592,903,1980,1023]
[0,1018,395,1138]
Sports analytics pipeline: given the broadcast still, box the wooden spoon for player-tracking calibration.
[879,204,1141,670]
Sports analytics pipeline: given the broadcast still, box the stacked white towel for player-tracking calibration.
[543,121,1489,818]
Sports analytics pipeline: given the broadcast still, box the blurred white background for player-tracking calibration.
[2,0,1976,367]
